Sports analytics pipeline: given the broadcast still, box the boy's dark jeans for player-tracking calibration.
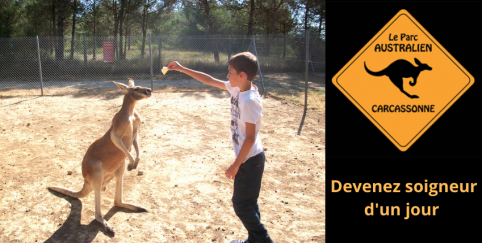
[232,151,273,243]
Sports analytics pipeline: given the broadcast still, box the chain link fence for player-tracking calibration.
[0,34,325,112]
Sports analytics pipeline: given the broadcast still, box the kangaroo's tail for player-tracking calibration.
[364,62,384,76]
[48,181,92,199]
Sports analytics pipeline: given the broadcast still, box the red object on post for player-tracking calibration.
[103,42,114,62]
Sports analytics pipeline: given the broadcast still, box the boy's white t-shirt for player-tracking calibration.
[225,81,264,163]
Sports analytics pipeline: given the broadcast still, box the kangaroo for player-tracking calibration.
[364,58,432,99]
[48,78,152,235]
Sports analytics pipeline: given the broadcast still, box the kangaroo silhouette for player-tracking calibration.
[364,58,432,99]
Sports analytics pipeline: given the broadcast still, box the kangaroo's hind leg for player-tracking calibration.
[389,76,419,99]
[402,90,419,99]
[89,159,115,234]
[114,160,148,212]
[102,174,115,191]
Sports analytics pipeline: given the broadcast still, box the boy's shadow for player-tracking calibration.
[45,189,139,243]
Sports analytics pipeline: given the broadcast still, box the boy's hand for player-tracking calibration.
[225,164,240,180]
[167,61,184,71]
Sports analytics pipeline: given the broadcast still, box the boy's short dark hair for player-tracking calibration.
[228,52,259,81]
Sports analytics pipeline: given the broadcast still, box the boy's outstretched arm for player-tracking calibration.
[225,122,256,179]
[168,61,227,90]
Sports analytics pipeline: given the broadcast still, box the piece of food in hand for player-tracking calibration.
[162,67,169,75]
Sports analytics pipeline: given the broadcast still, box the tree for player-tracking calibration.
[124,0,131,54]
[0,1,16,37]
[113,0,119,58]
[182,0,220,62]
[256,0,285,35]
[246,0,255,36]
[276,3,295,58]
[222,0,256,36]
[0,0,305,41]
[93,0,97,60]
[70,0,78,60]
[50,0,56,54]
[140,0,155,57]
[291,0,324,34]
[255,0,289,56]
[314,0,325,38]
[56,0,65,61]
[118,0,126,59]
[201,0,219,62]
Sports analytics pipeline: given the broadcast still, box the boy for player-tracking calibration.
[167,52,274,243]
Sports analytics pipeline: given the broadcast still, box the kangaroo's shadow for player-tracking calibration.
[45,189,140,243]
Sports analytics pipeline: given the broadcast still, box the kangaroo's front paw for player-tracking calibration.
[133,158,140,169]
[127,163,135,171]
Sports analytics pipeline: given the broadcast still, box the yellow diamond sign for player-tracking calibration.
[332,9,474,151]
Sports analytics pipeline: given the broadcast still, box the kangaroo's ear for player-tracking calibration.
[414,58,421,65]
[127,78,135,87]
[113,81,129,92]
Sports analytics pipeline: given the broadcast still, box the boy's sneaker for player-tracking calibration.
[230,238,275,243]
[230,238,249,243]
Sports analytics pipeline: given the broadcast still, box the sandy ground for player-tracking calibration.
[0,89,325,243]
[0,73,325,112]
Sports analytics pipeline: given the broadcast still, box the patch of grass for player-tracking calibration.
[269,89,325,113]
[261,73,325,113]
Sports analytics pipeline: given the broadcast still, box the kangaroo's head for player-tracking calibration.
[414,58,432,71]
[113,78,152,101]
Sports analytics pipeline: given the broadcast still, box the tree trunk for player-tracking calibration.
[128,9,131,52]
[93,0,96,60]
[283,22,286,59]
[246,0,255,36]
[124,22,127,56]
[318,18,321,33]
[202,0,219,63]
[118,0,125,60]
[141,4,147,57]
[267,0,284,57]
[70,0,77,60]
[270,0,277,35]
[317,1,325,37]
[318,12,323,35]
[125,0,130,55]
[266,34,269,56]
[51,0,56,55]
[113,0,119,59]
[265,18,269,56]
[56,0,64,61]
